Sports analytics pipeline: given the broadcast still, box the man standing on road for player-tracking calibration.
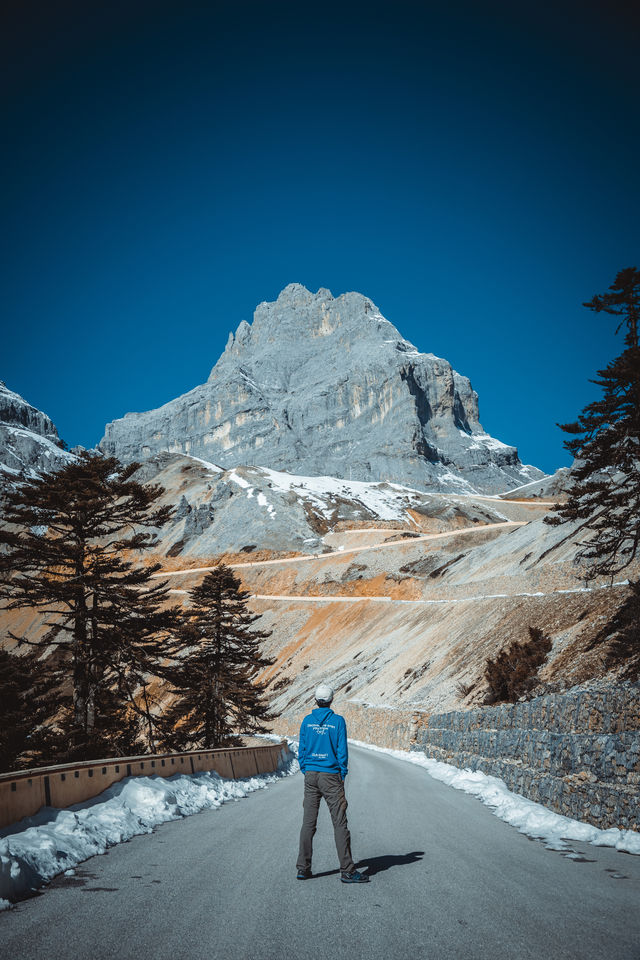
[296,684,369,884]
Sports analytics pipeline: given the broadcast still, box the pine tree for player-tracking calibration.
[0,646,57,772]
[545,267,640,581]
[589,580,640,680]
[161,564,276,749]
[0,451,179,761]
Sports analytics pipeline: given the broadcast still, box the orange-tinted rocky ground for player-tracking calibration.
[1,483,634,730]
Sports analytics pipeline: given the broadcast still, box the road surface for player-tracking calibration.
[2,746,639,960]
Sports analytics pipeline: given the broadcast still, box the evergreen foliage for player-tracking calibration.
[0,451,179,761]
[545,267,640,581]
[0,647,57,772]
[590,580,640,680]
[484,627,552,703]
[161,564,277,749]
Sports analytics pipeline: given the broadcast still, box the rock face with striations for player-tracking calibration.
[100,284,544,494]
[0,381,74,483]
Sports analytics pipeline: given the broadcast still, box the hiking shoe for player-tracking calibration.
[297,868,312,880]
[341,870,370,884]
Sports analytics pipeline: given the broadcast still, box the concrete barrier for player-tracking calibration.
[0,742,287,830]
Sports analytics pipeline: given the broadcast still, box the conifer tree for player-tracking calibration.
[589,580,640,679]
[545,267,640,580]
[0,451,179,760]
[0,647,57,772]
[161,564,276,749]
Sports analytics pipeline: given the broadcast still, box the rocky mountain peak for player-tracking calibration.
[101,284,545,494]
[214,284,406,375]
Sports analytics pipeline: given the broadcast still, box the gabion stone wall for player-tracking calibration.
[411,685,639,831]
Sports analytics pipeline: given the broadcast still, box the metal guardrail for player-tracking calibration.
[0,742,287,830]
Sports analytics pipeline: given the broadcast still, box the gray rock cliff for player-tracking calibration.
[0,381,74,483]
[100,284,544,494]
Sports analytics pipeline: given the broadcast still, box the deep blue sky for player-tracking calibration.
[3,1,638,475]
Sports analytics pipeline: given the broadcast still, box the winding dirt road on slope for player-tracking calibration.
[167,582,629,602]
[153,520,527,578]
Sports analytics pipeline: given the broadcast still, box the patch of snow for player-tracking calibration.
[351,741,640,856]
[258,466,434,524]
[459,430,512,453]
[182,455,223,473]
[0,747,297,907]
[256,491,276,518]
[228,470,251,490]
[5,427,75,462]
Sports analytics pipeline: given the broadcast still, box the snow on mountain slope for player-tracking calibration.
[131,452,518,559]
[0,381,75,484]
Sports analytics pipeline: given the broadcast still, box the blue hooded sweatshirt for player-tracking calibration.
[298,707,348,779]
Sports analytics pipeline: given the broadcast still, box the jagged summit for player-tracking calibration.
[100,284,544,494]
[218,284,406,370]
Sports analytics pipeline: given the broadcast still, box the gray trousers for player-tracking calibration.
[297,770,355,874]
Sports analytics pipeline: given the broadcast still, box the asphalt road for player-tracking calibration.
[2,746,639,960]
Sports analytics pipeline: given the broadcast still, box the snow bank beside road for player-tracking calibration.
[0,746,298,908]
[351,740,640,856]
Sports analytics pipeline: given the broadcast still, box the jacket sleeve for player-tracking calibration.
[298,718,307,773]
[337,717,348,780]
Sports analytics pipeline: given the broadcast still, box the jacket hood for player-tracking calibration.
[311,707,334,725]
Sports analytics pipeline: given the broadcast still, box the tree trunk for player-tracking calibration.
[72,548,90,737]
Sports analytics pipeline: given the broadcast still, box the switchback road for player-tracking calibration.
[2,745,638,960]
[153,521,526,577]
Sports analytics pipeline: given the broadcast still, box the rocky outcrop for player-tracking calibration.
[0,382,74,483]
[101,284,544,494]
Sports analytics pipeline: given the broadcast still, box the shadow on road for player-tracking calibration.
[356,851,425,876]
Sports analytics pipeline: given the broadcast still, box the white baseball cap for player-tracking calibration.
[315,684,334,704]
